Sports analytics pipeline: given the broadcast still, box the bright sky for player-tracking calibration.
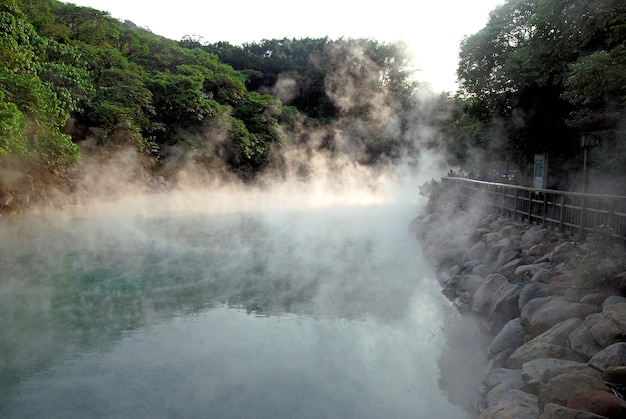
[65,0,503,92]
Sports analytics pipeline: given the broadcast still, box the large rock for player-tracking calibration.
[588,342,626,372]
[486,282,524,332]
[479,390,539,419]
[457,274,484,295]
[481,368,524,409]
[508,319,586,369]
[522,226,549,248]
[521,358,601,396]
[488,318,528,357]
[567,389,626,419]
[515,263,553,281]
[531,269,554,284]
[521,296,600,335]
[472,273,508,314]
[603,366,626,391]
[602,295,626,309]
[497,257,524,278]
[519,282,549,312]
[541,403,609,419]
[547,272,578,295]
[568,313,604,360]
[538,372,610,411]
[463,240,489,264]
[549,241,576,264]
[589,303,626,347]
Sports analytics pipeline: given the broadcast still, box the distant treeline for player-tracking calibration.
[1,0,625,197]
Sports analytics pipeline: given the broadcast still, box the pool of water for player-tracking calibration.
[1,203,470,418]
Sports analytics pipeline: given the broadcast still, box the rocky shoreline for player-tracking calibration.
[411,187,626,418]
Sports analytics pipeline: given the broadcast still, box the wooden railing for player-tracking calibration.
[441,177,626,245]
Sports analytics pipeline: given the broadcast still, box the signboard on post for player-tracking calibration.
[534,153,548,189]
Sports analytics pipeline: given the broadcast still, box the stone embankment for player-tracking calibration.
[411,193,626,419]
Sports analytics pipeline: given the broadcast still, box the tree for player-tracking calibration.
[455,0,626,185]
[0,0,78,168]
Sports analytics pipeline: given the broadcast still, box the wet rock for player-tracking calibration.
[528,243,551,257]
[567,389,626,419]
[541,402,609,419]
[457,274,484,295]
[508,319,586,369]
[488,318,528,357]
[549,242,576,264]
[472,273,508,314]
[603,366,626,391]
[538,372,610,411]
[588,342,626,372]
[486,282,523,332]
[521,296,600,335]
[531,269,553,284]
[500,224,519,239]
[521,358,601,396]
[547,272,577,295]
[519,283,549,312]
[569,313,604,360]
[515,263,553,280]
[481,368,525,409]
[479,390,539,419]
[581,292,612,306]
[564,285,600,303]
[463,240,489,264]
[522,226,549,248]
[590,303,626,347]
[497,257,523,278]
[602,295,626,309]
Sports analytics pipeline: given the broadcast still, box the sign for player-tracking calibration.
[534,153,548,189]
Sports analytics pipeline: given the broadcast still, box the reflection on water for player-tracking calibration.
[1,205,469,418]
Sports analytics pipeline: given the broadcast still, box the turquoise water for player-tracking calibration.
[1,204,468,418]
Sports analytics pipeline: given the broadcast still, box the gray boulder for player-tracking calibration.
[508,319,586,369]
[481,368,524,409]
[538,372,610,411]
[521,358,601,396]
[521,296,600,335]
[590,303,626,347]
[540,402,609,419]
[479,390,539,419]
[488,318,528,357]
[522,226,549,248]
[519,282,548,312]
[472,273,508,314]
[588,342,626,372]
[568,313,604,360]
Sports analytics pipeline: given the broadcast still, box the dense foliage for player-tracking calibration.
[455,0,626,191]
[1,0,625,212]
[1,0,418,183]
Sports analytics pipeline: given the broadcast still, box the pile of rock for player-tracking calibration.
[412,205,626,419]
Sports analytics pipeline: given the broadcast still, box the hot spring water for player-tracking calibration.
[1,201,471,418]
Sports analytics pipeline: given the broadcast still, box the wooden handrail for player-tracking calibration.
[440,177,626,245]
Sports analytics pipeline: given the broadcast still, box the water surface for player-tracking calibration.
[1,203,468,418]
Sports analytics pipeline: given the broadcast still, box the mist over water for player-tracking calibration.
[0,181,477,418]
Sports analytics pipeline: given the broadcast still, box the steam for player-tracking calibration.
[0,41,495,418]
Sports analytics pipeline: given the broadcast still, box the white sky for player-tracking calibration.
[65,0,503,92]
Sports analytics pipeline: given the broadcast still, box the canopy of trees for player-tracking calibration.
[1,0,418,186]
[1,0,625,213]
[455,0,626,190]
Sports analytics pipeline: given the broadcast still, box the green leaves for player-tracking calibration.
[0,0,78,168]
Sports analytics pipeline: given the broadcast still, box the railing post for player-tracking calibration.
[579,195,587,240]
[559,193,565,233]
[527,191,533,224]
[542,192,547,227]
